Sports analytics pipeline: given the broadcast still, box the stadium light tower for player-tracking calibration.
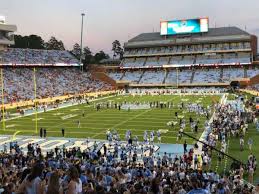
[80,13,85,72]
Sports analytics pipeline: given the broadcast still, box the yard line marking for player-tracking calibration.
[224,139,230,174]
[32,118,44,121]
[46,108,111,131]
[70,109,79,112]
[112,109,152,129]
[53,113,64,116]
[91,109,152,139]
[6,124,17,128]
[61,114,78,120]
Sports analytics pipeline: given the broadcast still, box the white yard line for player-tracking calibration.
[91,109,152,139]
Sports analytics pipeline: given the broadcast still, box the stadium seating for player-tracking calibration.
[121,71,143,83]
[196,55,222,65]
[3,67,111,103]
[124,42,252,57]
[158,57,169,66]
[121,58,135,67]
[177,70,192,84]
[139,70,164,84]
[1,48,79,64]
[121,58,146,68]
[145,57,159,67]
[192,69,221,83]
[221,68,244,82]
[108,71,124,81]
[109,66,259,85]
[247,67,259,78]
[164,70,177,84]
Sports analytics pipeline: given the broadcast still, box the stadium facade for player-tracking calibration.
[93,18,259,89]
[0,16,16,50]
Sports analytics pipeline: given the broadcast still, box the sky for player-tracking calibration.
[1,0,259,55]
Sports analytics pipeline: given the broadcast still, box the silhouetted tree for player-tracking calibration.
[93,50,110,64]
[45,36,65,50]
[11,34,45,49]
[82,47,93,65]
[70,43,81,59]
[112,40,124,59]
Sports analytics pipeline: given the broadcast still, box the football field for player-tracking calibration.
[0,94,219,144]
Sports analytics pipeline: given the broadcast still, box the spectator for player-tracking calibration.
[45,171,63,194]
[17,163,44,194]
[67,167,82,194]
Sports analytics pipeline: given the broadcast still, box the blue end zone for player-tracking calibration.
[0,135,193,158]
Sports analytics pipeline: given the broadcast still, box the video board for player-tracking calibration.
[160,18,209,35]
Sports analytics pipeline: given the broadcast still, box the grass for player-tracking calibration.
[209,92,259,184]
[1,92,259,183]
[0,94,219,145]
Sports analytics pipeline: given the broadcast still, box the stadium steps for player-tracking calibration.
[162,70,169,84]
[143,58,147,66]
[120,71,126,80]
[91,71,117,87]
[220,68,224,81]
[244,68,248,78]
[190,70,195,83]
[137,70,145,83]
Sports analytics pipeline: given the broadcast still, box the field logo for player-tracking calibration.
[167,121,178,126]
[121,104,150,110]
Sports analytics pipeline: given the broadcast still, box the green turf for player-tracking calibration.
[211,121,259,184]
[1,93,259,183]
[0,94,219,145]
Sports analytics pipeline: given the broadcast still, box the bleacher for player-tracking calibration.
[107,26,258,87]
[192,69,221,83]
[139,70,164,84]
[221,68,244,82]
[164,70,177,84]
[121,71,143,83]
[145,57,159,67]
[0,48,112,103]
[1,48,79,65]
[108,71,124,81]
[158,56,169,66]
[178,70,193,84]
[247,67,259,78]
[4,67,111,103]
[109,67,259,85]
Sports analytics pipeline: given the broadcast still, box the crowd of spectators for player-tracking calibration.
[1,48,79,65]
[0,135,258,194]
[196,100,258,193]
[0,48,112,103]
[1,97,259,194]
[3,67,112,103]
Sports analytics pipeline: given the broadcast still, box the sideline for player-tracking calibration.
[2,94,117,122]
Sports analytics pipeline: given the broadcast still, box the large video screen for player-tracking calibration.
[160,18,209,35]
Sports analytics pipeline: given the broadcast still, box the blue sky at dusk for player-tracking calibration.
[1,0,259,55]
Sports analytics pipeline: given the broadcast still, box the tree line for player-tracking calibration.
[10,34,124,65]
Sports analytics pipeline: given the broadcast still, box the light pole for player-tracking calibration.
[0,57,5,131]
[80,13,85,72]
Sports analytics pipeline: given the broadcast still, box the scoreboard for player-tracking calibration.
[160,18,209,35]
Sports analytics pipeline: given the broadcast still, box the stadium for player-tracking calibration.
[0,10,259,194]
